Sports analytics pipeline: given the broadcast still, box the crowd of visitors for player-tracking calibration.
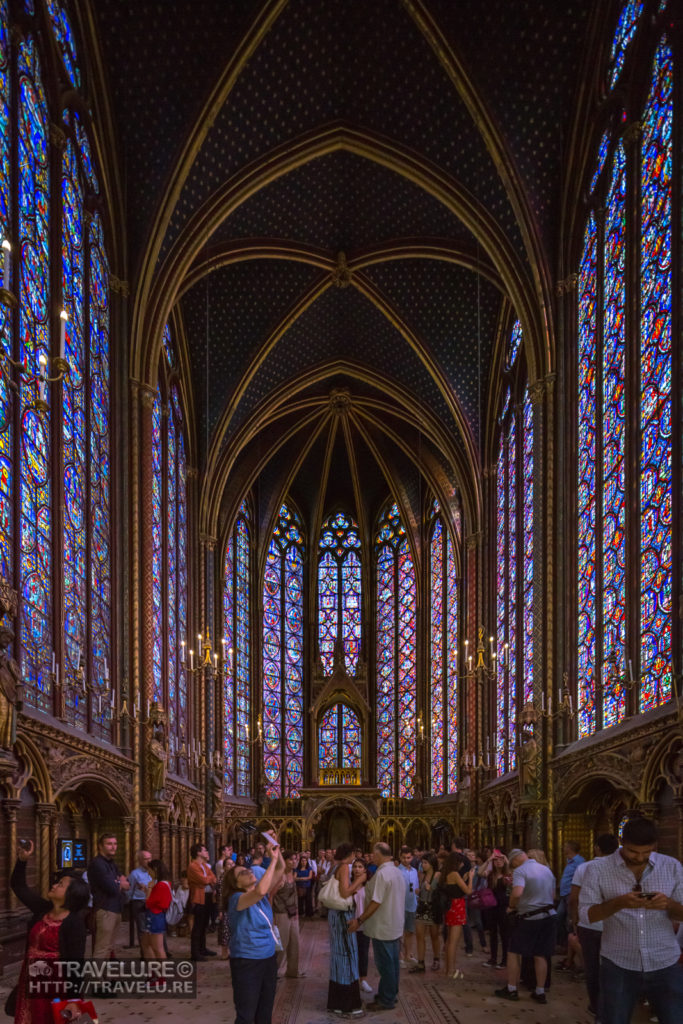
[6,819,683,1024]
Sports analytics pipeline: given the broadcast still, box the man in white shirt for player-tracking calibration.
[349,842,404,1010]
[579,817,683,1024]
[568,833,618,1018]
[494,849,556,1005]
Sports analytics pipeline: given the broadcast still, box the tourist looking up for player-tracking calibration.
[10,840,89,1023]
[87,833,130,959]
[349,842,405,1011]
[494,848,556,1005]
[225,841,285,1024]
[327,842,366,1015]
[580,817,683,1024]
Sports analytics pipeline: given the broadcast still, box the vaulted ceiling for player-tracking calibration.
[90,0,600,544]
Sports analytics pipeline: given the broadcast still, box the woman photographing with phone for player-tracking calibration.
[224,839,285,1024]
[10,840,89,1023]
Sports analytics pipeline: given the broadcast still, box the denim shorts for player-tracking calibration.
[404,911,416,933]
[145,909,167,934]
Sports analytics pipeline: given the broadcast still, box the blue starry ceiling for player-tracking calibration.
[181,259,323,449]
[91,0,259,270]
[361,260,502,436]
[161,0,523,264]
[225,285,458,447]
[213,151,474,252]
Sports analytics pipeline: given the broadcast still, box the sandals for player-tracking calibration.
[430,959,440,971]
[409,962,426,973]
[451,970,464,981]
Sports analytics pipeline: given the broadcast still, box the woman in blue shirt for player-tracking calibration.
[225,841,285,1024]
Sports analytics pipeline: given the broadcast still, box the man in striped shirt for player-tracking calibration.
[579,817,683,1024]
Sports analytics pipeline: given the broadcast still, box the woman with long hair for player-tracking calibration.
[143,859,172,961]
[225,841,285,1024]
[351,858,373,993]
[438,851,472,980]
[410,853,441,973]
[10,841,90,1024]
[326,842,366,1015]
[479,849,512,968]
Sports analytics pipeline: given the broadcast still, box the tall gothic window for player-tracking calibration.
[0,2,112,729]
[495,321,533,774]
[151,325,188,766]
[223,500,251,796]
[317,512,362,675]
[576,10,675,737]
[428,498,459,795]
[319,704,361,770]
[375,501,416,798]
[263,504,304,798]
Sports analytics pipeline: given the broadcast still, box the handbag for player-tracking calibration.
[318,873,353,911]
[468,887,497,910]
[4,984,17,1017]
[255,903,284,952]
[51,999,98,1023]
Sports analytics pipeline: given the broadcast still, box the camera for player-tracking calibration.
[18,839,32,851]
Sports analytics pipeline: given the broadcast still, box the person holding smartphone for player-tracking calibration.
[579,818,683,1024]
[224,840,285,1024]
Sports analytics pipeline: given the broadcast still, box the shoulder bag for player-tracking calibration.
[318,871,353,911]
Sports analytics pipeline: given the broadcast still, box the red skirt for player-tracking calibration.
[445,897,466,927]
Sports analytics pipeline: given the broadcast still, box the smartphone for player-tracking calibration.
[18,839,32,851]
[640,892,657,899]
[261,830,279,848]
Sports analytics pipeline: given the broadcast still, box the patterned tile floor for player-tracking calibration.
[0,918,657,1023]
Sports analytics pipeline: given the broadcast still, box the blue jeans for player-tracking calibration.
[230,954,277,1024]
[599,957,683,1024]
[371,937,400,1008]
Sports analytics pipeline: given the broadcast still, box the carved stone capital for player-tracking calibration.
[528,380,545,407]
[110,274,130,297]
[200,533,217,551]
[2,798,20,822]
[555,273,578,297]
[138,384,156,410]
[50,123,67,151]
[465,531,481,552]
[187,466,198,479]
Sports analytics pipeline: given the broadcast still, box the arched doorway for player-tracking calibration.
[315,805,368,852]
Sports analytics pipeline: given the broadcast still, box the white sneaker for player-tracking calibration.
[399,959,410,967]
[361,980,372,993]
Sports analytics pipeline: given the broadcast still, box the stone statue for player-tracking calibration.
[519,726,539,797]
[148,724,168,800]
[0,625,21,752]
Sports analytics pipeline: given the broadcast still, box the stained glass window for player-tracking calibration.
[318,704,361,769]
[429,509,459,795]
[317,512,362,675]
[522,389,534,706]
[506,319,522,370]
[577,17,675,734]
[223,501,251,796]
[601,142,627,730]
[47,1,81,90]
[18,36,51,710]
[0,0,12,584]
[607,0,643,88]
[150,334,188,768]
[263,504,304,799]
[577,214,598,738]
[639,39,672,711]
[494,315,533,775]
[375,502,416,798]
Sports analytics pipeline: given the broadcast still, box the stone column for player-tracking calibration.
[36,804,54,893]
[3,799,20,910]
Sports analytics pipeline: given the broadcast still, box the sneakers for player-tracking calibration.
[430,959,440,971]
[451,969,464,980]
[399,959,410,968]
[494,987,519,1001]
[482,959,497,967]
[365,1001,391,1012]
[360,980,373,993]
[531,992,547,1004]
